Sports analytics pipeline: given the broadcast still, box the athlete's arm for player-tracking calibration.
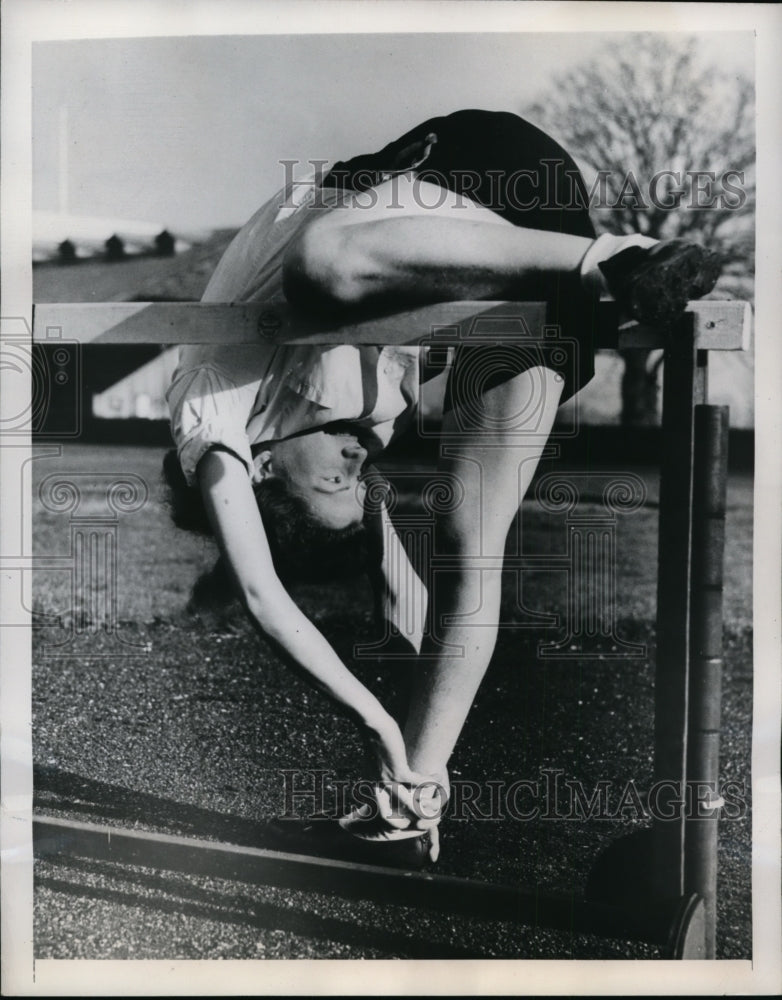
[197,446,413,781]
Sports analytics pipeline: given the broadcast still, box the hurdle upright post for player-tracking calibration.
[686,403,729,957]
[653,313,703,906]
[652,318,731,959]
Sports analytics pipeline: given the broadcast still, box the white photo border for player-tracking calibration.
[2,1,780,995]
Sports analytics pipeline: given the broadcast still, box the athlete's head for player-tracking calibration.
[162,428,381,589]
[255,424,371,531]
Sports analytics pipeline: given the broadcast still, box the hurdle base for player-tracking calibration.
[585,827,708,958]
[667,893,708,959]
[35,814,702,957]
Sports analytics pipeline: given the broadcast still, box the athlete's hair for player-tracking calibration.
[162,449,379,594]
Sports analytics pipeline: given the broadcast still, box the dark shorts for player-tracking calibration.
[324,109,598,406]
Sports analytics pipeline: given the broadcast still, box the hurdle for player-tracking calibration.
[30,296,751,958]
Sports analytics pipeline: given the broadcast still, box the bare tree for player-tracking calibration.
[526,35,755,425]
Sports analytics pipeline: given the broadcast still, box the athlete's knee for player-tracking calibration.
[282,219,369,311]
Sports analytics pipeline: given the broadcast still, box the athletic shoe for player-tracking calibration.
[259,816,435,870]
[598,239,722,327]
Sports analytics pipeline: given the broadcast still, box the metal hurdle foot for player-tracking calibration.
[32,814,706,957]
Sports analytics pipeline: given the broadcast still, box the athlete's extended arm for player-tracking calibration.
[197,446,416,783]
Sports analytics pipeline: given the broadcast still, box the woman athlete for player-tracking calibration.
[166,110,720,866]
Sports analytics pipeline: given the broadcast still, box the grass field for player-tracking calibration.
[31,443,753,960]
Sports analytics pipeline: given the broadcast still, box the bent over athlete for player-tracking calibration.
[167,109,720,865]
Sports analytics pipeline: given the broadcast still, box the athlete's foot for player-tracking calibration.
[580,232,721,327]
[337,781,444,862]
[598,238,722,327]
[261,816,437,869]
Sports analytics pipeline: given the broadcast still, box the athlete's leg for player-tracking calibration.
[283,176,593,313]
[283,174,719,326]
[340,364,564,850]
[401,365,565,788]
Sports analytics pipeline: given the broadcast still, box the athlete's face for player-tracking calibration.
[266,426,372,530]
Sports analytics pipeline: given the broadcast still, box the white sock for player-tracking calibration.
[579,232,658,297]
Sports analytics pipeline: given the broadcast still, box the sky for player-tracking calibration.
[32,31,754,232]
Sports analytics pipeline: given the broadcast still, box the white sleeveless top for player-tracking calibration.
[167,169,420,485]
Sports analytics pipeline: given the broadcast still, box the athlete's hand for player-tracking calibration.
[339,775,447,862]
[366,715,448,815]
[356,719,444,859]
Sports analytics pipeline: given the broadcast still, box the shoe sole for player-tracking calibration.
[601,241,722,327]
[260,818,434,870]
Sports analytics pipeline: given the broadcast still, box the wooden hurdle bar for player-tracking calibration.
[31,297,751,958]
